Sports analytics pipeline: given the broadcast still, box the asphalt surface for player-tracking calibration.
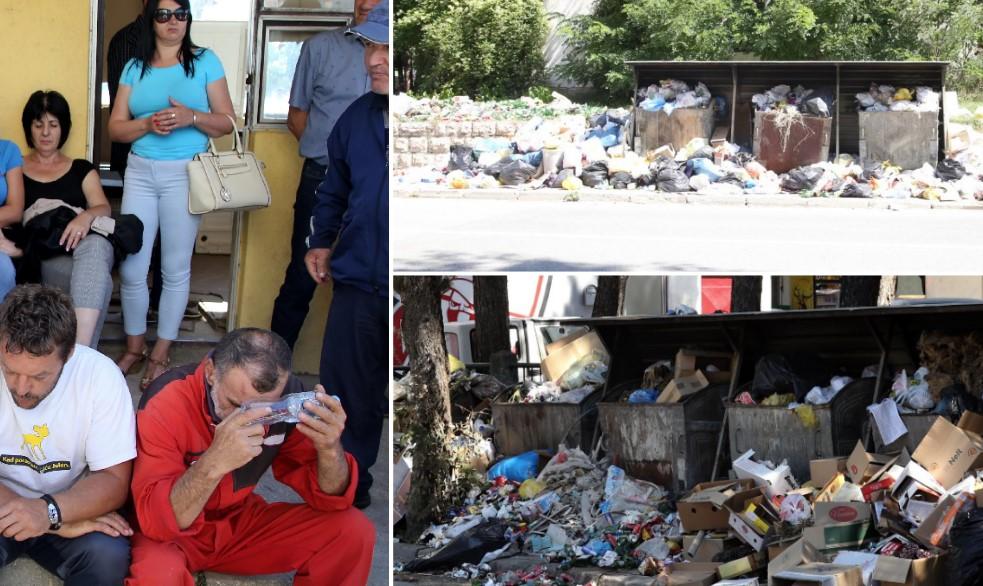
[393,195,983,273]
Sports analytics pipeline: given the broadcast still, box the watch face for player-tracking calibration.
[47,503,58,524]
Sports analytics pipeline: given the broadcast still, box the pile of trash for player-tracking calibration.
[636,79,716,116]
[752,84,831,118]
[392,93,591,122]
[856,84,940,113]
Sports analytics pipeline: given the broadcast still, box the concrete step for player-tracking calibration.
[0,557,293,585]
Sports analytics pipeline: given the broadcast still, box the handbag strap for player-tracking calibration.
[205,114,243,156]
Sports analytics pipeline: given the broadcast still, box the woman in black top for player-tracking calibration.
[21,90,116,348]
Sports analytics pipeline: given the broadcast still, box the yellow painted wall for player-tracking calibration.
[237,130,331,374]
[0,1,92,158]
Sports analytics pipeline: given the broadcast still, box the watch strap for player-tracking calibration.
[40,493,61,530]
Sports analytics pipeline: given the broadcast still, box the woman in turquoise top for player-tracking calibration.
[0,140,25,301]
[108,0,234,388]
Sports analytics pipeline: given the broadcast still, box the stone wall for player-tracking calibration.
[393,118,524,170]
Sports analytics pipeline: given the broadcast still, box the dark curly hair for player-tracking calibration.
[212,328,291,393]
[0,285,76,361]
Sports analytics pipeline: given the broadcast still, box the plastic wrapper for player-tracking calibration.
[686,158,724,182]
[557,357,608,390]
[627,389,660,403]
[689,174,711,192]
[779,493,812,524]
[242,391,327,425]
[487,450,538,482]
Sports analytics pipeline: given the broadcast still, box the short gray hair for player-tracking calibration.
[212,328,291,392]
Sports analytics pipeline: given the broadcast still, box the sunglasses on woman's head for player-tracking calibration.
[154,8,190,23]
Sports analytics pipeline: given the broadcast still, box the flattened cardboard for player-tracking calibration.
[810,458,847,487]
[911,417,983,489]
[767,538,822,586]
[813,502,871,527]
[772,563,863,586]
[541,330,609,382]
[813,473,845,503]
[957,410,983,435]
[717,553,764,579]
[678,479,757,532]
[544,328,589,356]
[665,562,723,586]
[845,441,891,484]
[873,553,947,586]
[683,534,737,563]
[675,349,733,383]
[657,370,711,404]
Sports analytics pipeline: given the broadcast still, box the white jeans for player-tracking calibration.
[119,153,200,340]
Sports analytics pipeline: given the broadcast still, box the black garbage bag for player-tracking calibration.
[937,158,967,182]
[948,508,983,586]
[610,171,633,189]
[840,183,873,198]
[717,174,744,187]
[751,354,831,402]
[781,166,824,192]
[687,147,715,161]
[483,157,511,179]
[656,166,691,192]
[402,520,510,572]
[546,169,574,189]
[636,171,656,187]
[862,162,886,181]
[581,161,609,188]
[498,160,537,186]
[447,144,475,173]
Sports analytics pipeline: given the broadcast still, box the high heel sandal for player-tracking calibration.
[140,356,171,391]
[118,347,149,375]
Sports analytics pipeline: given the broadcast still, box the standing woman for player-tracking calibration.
[109,0,234,388]
[0,137,24,301]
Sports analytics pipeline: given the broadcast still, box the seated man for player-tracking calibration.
[0,284,135,585]
[127,328,374,585]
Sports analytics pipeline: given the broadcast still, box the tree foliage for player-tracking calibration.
[557,0,983,103]
[396,0,548,99]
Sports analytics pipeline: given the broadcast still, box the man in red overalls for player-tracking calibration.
[126,328,374,585]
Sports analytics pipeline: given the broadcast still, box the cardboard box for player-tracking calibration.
[717,552,764,579]
[803,520,870,552]
[813,502,871,527]
[678,479,758,532]
[675,349,733,384]
[771,563,863,586]
[767,538,821,585]
[728,495,778,551]
[665,562,723,586]
[684,534,737,563]
[958,409,983,435]
[845,441,891,484]
[658,370,711,404]
[911,417,983,489]
[890,461,944,512]
[733,449,797,497]
[810,457,847,487]
[541,330,609,382]
[544,328,589,356]
[873,553,947,586]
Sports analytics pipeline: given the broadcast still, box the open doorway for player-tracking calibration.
[95,0,252,345]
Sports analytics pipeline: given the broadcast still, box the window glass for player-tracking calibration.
[263,0,353,10]
[192,0,250,21]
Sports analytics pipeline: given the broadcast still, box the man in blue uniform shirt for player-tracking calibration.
[305,0,388,510]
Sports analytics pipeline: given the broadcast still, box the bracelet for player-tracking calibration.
[192,111,198,127]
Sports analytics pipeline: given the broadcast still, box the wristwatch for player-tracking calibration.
[40,494,61,530]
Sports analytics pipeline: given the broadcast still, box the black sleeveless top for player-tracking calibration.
[23,159,95,210]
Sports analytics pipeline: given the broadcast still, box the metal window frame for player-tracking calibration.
[249,13,351,129]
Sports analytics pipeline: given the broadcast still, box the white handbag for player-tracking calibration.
[187,115,272,214]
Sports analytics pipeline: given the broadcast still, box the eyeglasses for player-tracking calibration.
[153,8,190,23]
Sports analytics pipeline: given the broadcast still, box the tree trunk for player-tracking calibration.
[839,276,881,307]
[473,276,510,364]
[731,276,762,313]
[394,276,456,541]
[593,276,627,317]
[877,276,898,306]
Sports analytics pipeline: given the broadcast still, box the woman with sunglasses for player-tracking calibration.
[109,0,234,388]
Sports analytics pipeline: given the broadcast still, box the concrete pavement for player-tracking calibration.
[393,196,983,273]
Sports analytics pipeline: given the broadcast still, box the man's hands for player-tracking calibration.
[0,497,50,541]
[305,248,332,284]
[55,513,132,539]
[297,388,345,455]
[201,406,271,477]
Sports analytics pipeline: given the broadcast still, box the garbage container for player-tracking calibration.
[491,387,604,457]
[598,383,728,494]
[636,108,715,153]
[870,412,941,453]
[858,111,939,170]
[753,111,832,173]
[727,379,873,482]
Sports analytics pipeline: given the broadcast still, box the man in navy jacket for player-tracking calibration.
[305,0,388,509]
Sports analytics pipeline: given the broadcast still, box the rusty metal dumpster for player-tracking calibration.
[727,379,873,482]
[491,387,604,456]
[858,111,938,170]
[870,412,941,453]
[635,107,716,153]
[598,384,728,495]
[753,111,832,173]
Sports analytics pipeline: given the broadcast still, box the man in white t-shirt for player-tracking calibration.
[0,285,136,585]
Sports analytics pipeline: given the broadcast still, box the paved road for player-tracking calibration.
[393,197,983,273]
